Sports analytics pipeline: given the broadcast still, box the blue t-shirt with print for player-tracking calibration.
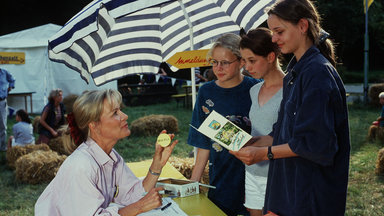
[188,76,259,216]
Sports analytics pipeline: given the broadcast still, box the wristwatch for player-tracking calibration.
[267,146,274,160]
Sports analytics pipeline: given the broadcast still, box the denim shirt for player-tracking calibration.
[265,46,350,216]
[0,68,15,99]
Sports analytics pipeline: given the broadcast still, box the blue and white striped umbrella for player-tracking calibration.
[48,0,275,86]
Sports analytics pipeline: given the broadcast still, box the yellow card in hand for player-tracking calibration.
[157,133,171,147]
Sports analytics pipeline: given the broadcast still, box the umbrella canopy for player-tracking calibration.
[48,0,275,86]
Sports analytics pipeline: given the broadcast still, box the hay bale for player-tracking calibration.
[368,125,384,143]
[375,148,384,175]
[377,127,384,143]
[368,125,379,142]
[62,94,78,114]
[15,150,67,184]
[32,116,41,133]
[48,125,73,155]
[368,83,384,107]
[130,115,178,136]
[6,143,50,169]
[168,157,209,185]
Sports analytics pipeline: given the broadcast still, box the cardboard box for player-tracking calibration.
[156,178,199,197]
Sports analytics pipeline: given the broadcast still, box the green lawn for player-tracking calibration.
[0,100,383,215]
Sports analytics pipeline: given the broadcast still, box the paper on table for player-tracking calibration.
[190,110,252,151]
[137,197,188,216]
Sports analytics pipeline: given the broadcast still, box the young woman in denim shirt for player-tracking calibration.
[231,0,350,215]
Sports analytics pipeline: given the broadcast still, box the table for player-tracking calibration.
[127,160,226,216]
[118,83,177,106]
[8,92,35,113]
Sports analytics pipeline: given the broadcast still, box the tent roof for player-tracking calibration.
[0,23,62,48]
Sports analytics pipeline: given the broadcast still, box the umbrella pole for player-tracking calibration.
[178,0,196,109]
[179,0,198,162]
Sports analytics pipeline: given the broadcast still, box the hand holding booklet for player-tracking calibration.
[190,110,252,151]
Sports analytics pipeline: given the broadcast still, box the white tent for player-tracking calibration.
[0,24,117,114]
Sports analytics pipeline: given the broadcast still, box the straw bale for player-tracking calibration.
[375,148,384,175]
[32,116,41,133]
[63,94,79,114]
[15,150,67,184]
[368,83,384,107]
[168,157,209,185]
[368,125,384,143]
[368,125,379,142]
[130,115,179,136]
[6,143,50,169]
[48,125,73,155]
[377,127,384,143]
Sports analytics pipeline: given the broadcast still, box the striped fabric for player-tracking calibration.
[48,0,275,86]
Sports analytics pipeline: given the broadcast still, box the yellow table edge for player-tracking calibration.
[127,160,226,216]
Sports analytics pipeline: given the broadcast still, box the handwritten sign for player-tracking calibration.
[0,52,25,64]
[166,49,210,69]
[157,133,171,147]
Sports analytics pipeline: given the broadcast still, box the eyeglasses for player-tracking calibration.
[209,59,239,68]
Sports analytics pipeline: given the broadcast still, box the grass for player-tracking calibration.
[339,68,384,84]
[0,100,383,215]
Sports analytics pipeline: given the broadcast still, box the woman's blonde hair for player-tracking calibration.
[74,89,122,139]
[64,89,122,153]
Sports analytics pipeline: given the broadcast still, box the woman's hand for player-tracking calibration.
[151,130,178,172]
[118,187,164,216]
[51,130,59,137]
[137,187,164,212]
[229,146,268,165]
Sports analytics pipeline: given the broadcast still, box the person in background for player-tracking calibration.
[188,33,259,216]
[197,68,217,82]
[36,89,65,144]
[0,68,15,151]
[239,27,284,216]
[376,92,384,127]
[368,92,384,141]
[7,109,34,149]
[35,89,178,215]
[231,0,350,215]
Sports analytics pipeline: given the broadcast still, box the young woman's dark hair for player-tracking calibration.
[265,0,336,66]
[240,27,280,57]
[240,27,281,59]
[16,109,31,124]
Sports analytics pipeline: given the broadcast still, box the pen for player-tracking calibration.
[161,202,172,211]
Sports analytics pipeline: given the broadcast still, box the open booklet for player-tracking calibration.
[190,110,252,151]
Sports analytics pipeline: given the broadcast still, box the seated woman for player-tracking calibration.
[35,89,178,215]
[36,89,65,144]
[7,109,34,149]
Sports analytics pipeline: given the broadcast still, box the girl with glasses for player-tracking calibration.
[188,33,260,216]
